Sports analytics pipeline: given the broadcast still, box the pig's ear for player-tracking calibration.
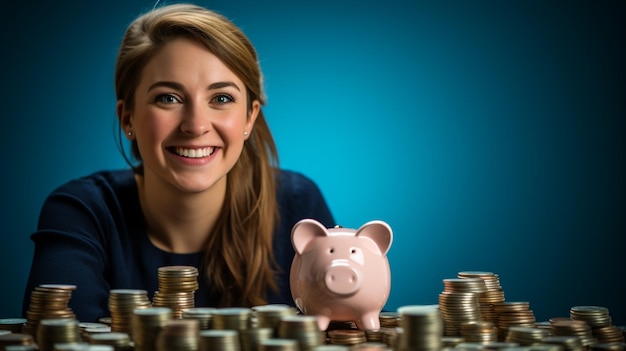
[291,219,329,254]
[356,220,393,255]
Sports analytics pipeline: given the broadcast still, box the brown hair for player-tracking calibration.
[114,3,279,306]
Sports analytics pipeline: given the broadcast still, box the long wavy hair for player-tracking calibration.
[114,3,280,306]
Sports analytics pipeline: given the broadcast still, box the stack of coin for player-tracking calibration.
[397,305,443,351]
[87,332,132,350]
[457,271,505,325]
[492,301,536,341]
[253,305,298,335]
[259,338,300,351]
[441,336,464,348]
[550,319,595,348]
[239,327,274,351]
[327,329,367,345]
[570,306,625,344]
[0,333,36,348]
[156,318,200,351]
[131,307,173,351]
[36,318,82,351]
[153,266,199,319]
[211,307,252,331]
[183,308,216,330]
[368,312,399,344]
[108,289,151,335]
[52,342,90,350]
[199,329,240,351]
[23,284,77,338]
[505,326,551,345]
[439,278,486,336]
[460,321,499,342]
[277,315,325,351]
[0,318,27,333]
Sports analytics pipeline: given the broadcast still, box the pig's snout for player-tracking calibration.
[324,264,362,295]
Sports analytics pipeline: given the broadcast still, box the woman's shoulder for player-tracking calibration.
[52,169,135,195]
[275,169,335,227]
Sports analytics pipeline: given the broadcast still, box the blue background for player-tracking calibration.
[2,0,625,325]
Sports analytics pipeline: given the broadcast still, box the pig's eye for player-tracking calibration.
[329,248,334,254]
[351,249,356,254]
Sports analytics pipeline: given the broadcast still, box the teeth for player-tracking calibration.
[175,147,215,158]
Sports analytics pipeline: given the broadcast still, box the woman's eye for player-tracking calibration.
[155,94,180,104]
[212,94,234,104]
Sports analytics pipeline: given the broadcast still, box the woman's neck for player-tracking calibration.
[135,172,227,254]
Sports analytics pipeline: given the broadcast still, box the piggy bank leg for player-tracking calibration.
[316,315,331,331]
[356,312,381,331]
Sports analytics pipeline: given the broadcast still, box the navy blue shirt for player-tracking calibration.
[23,169,335,322]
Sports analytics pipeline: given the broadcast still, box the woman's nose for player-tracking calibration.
[180,103,211,136]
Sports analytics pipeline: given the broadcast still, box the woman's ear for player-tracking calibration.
[117,100,134,139]
[244,100,261,140]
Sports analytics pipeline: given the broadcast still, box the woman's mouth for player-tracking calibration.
[170,147,216,158]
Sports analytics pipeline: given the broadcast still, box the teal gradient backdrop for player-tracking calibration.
[2,0,624,324]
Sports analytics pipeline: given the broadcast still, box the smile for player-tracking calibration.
[172,147,216,158]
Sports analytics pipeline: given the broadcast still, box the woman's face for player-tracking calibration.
[120,37,259,193]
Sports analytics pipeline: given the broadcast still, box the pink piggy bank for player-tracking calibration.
[289,218,393,331]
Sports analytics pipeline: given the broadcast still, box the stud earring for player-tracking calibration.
[127,131,132,136]
[244,131,248,136]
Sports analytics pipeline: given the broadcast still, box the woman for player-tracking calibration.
[22,3,334,322]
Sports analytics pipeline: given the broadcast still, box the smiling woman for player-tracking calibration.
[21,3,335,323]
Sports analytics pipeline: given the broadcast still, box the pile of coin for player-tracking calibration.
[153,266,199,319]
[492,301,536,340]
[36,318,82,351]
[277,315,325,351]
[397,305,443,351]
[439,277,486,336]
[131,307,173,351]
[570,306,625,344]
[156,318,200,351]
[541,335,586,351]
[258,338,300,351]
[108,289,151,335]
[457,271,505,324]
[23,284,77,339]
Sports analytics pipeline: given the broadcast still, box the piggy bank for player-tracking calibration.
[289,219,393,331]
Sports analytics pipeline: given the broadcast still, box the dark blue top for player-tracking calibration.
[22,169,335,322]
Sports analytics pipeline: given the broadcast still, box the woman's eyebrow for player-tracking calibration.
[147,81,184,92]
[208,81,241,91]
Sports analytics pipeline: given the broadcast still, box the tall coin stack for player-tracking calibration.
[438,278,487,336]
[183,308,216,330]
[131,307,173,351]
[457,271,505,325]
[397,305,443,351]
[570,306,625,344]
[492,301,536,341]
[22,284,77,339]
[153,266,199,319]
[277,315,325,351]
[108,289,152,335]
